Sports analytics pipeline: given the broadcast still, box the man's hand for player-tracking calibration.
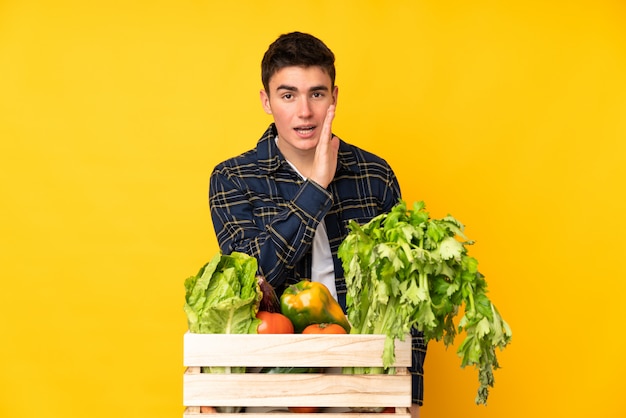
[309,104,339,188]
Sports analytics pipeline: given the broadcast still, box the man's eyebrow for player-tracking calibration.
[275,84,330,92]
[309,85,330,92]
[276,84,297,92]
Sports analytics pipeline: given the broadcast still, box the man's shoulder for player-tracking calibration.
[213,147,257,171]
[212,125,275,173]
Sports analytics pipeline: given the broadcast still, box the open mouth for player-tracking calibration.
[294,126,315,135]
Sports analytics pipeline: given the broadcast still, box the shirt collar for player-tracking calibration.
[256,123,360,175]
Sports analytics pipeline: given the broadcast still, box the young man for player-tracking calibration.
[209,32,425,415]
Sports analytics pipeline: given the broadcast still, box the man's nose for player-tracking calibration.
[297,98,313,118]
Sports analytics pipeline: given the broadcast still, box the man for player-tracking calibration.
[209,32,425,416]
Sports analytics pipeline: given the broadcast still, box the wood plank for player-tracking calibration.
[183,408,411,418]
[183,333,411,368]
[183,373,412,408]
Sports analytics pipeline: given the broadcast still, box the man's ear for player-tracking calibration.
[332,85,339,106]
[260,89,272,114]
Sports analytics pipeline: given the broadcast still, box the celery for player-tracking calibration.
[338,200,512,405]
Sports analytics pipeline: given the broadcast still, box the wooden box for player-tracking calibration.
[183,333,412,417]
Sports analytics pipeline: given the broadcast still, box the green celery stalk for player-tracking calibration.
[338,200,512,405]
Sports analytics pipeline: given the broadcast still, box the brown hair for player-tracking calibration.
[261,32,336,93]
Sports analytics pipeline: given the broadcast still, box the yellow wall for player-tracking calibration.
[1,1,625,417]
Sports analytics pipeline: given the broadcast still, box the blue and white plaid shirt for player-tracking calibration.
[209,123,426,405]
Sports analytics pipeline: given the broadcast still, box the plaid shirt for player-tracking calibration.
[209,123,426,405]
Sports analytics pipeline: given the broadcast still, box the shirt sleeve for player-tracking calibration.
[383,167,402,213]
[410,328,427,406]
[209,167,333,288]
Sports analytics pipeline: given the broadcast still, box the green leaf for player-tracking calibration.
[476,316,491,338]
[437,236,465,261]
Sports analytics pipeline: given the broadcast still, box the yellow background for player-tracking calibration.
[1,1,625,417]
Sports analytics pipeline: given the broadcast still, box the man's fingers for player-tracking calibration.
[322,104,336,140]
[310,104,338,188]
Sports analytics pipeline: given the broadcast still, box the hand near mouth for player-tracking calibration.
[309,104,339,189]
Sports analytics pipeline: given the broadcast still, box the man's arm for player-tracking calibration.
[209,170,332,288]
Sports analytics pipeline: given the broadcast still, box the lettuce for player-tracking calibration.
[183,251,261,412]
[184,251,261,335]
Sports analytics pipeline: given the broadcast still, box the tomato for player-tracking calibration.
[199,406,216,413]
[301,323,347,334]
[288,406,320,413]
[257,311,295,334]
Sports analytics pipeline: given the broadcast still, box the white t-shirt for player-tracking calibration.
[310,220,337,300]
[282,154,338,300]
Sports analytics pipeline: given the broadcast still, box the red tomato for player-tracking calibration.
[302,323,347,334]
[199,406,216,413]
[256,311,294,334]
[288,407,320,413]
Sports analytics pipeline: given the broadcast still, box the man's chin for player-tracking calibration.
[281,136,319,151]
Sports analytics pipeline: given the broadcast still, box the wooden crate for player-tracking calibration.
[183,333,412,417]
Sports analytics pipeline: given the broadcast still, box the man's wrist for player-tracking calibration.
[292,180,332,218]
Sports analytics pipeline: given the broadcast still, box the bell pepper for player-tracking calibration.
[280,280,351,333]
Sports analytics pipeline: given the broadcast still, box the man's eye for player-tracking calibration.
[312,92,323,98]
[282,94,293,100]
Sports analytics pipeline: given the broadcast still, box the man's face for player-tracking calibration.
[260,66,338,155]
